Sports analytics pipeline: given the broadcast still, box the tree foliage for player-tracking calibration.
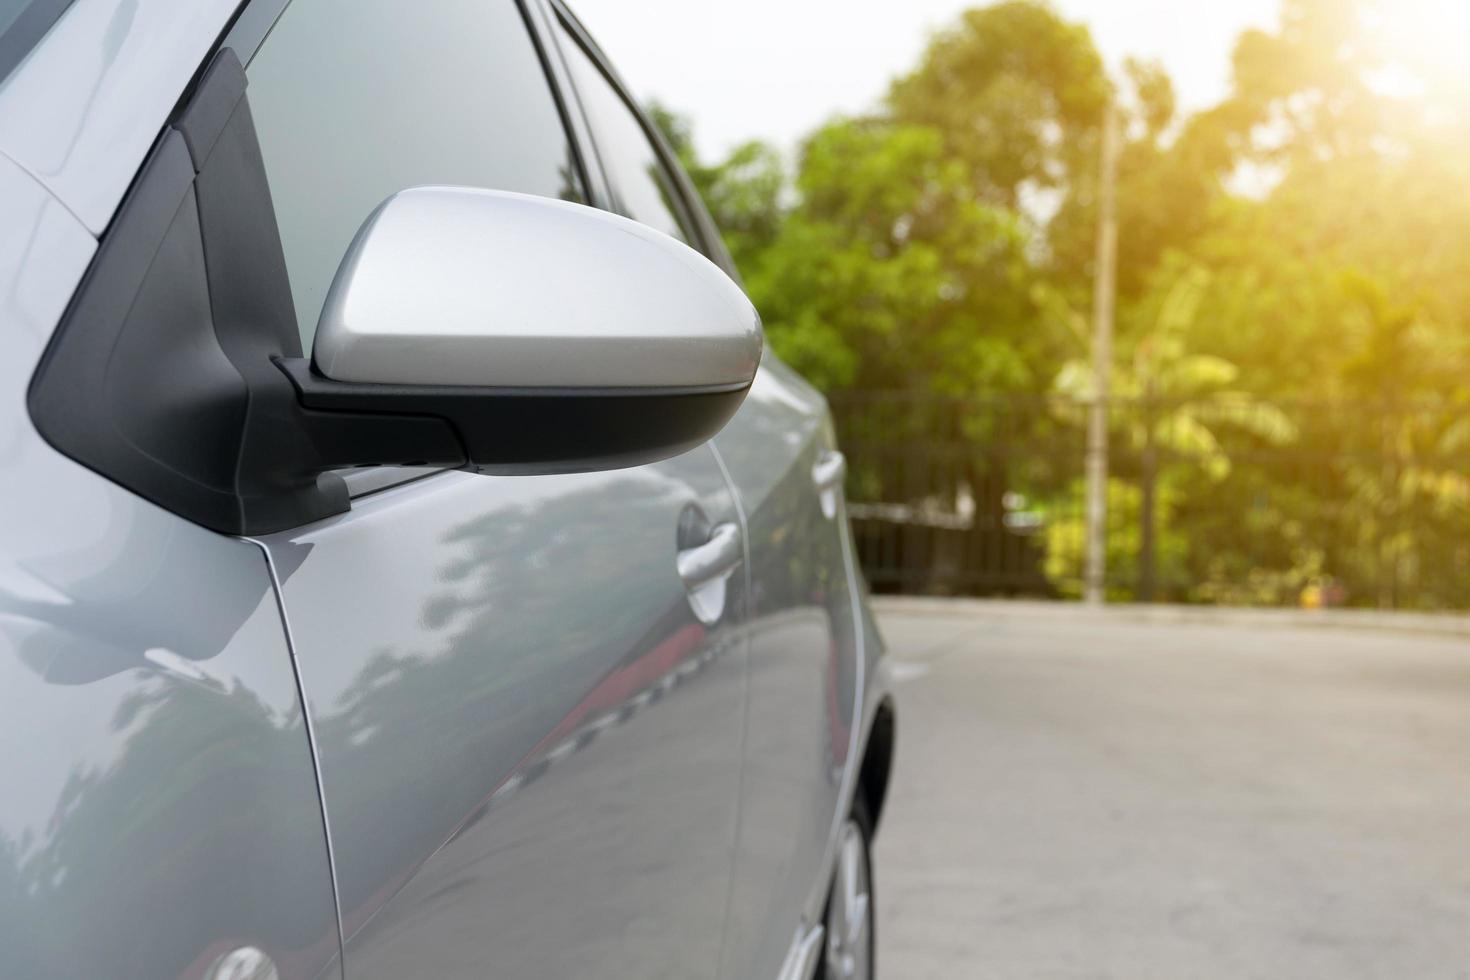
[746,119,1042,394]
[888,1,1109,208]
[654,0,1470,606]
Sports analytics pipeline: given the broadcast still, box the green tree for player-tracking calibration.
[889,0,1109,209]
[1046,59,1241,303]
[746,118,1045,395]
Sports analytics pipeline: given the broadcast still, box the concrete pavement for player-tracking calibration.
[872,601,1470,979]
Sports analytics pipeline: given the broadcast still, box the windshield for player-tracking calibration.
[0,0,73,88]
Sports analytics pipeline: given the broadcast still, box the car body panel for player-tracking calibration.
[0,153,342,980]
[253,455,748,980]
[0,0,239,234]
[713,356,869,980]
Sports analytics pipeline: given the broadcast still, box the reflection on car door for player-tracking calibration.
[259,462,746,979]
[714,360,865,980]
[244,0,747,977]
[0,161,341,980]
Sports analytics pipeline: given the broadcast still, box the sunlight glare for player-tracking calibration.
[1367,0,1470,101]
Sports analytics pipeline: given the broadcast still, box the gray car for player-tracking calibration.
[0,0,894,978]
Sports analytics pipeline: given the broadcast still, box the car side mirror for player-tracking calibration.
[275,185,761,474]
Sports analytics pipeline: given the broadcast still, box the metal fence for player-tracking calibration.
[830,392,1470,610]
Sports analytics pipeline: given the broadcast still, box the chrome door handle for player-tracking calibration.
[812,450,846,519]
[812,450,846,491]
[677,521,742,626]
[677,522,743,593]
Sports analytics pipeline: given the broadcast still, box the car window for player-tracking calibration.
[554,22,696,245]
[247,0,584,349]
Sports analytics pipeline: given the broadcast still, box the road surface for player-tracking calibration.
[872,602,1470,979]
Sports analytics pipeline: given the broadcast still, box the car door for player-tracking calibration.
[241,1,747,977]
[544,9,867,975]
[711,362,866,980]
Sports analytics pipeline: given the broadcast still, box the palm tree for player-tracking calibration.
[1051,265,1298,598]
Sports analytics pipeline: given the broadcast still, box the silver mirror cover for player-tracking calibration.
[312,186,762,391]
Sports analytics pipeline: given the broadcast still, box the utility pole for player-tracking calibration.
[1084,101,1119,606]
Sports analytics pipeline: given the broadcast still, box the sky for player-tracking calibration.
[569,0,1281,161]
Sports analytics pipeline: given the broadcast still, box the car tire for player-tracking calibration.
[821,796,876,980]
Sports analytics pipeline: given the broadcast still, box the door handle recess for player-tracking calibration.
[812,450,847,519]
[677,522,743,592]
[677,522,742,626]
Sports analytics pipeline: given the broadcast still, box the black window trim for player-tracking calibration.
[539,0,736,274]
[220,0,289,64]
[518,0,612,209]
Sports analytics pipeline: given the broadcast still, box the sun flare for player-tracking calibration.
[1365,0,1470,99]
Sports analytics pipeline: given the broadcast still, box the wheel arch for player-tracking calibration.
[856,696,896,833]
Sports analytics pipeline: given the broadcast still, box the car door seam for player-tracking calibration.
[808,480,870,926]
[0,145,91,234]
[708,441,754,980]
[244,534,349,980]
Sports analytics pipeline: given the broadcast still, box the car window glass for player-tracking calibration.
[555,24,695,245]
[247,0,584,349]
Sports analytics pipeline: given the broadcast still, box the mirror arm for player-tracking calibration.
[274,358,467,471]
